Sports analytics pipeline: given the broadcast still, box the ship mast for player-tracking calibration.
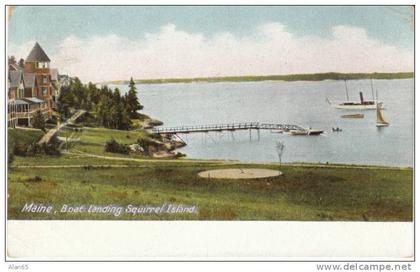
[344,79,349,101]
[370,78,375,100]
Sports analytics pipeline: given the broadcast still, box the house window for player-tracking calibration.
[37,62,49,69]
[43,75,49,84]
[18,88,24,99]
[42,87,48,96]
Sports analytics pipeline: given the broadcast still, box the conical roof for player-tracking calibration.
[25,42,50,62]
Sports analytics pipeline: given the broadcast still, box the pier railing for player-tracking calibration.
[152,122,304,135]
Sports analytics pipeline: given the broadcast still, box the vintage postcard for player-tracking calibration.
[5,5,414,260]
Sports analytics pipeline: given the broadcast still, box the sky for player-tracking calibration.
[8,6,414,83]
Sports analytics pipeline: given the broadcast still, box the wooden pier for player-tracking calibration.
[152,122,305,136]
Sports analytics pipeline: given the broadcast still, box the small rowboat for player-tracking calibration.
[290,129,324,136]
[307,129,324,135]
[290,130,308,136]
[341,113,364,118]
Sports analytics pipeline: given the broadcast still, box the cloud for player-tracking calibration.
[8,40,37,62]
[9,23,413,83]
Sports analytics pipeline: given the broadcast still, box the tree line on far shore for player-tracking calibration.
[57,77,143,130]
[103,72,414,85]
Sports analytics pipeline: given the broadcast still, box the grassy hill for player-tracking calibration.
[7,126,413,221]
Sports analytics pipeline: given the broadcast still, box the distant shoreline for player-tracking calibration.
[99,72,414,85]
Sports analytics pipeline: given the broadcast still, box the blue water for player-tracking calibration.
[111,79,414,166]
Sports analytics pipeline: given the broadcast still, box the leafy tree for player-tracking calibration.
[126,77,143,118]
[8,56,16,65]
[275,141,286,168]
[18,58,25,68]
[31,110,46,131]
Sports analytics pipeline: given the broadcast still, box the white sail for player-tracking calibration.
[376,102,389,127]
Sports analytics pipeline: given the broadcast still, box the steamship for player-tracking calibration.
[326,79,383,110]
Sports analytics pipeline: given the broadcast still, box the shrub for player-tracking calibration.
[148,133,163,140]
[45,115,58,125]
[104,139,129,154]
[25,143,41,156]
[136,138,159,155]
[44,142,61,156]
[13,142,29,156]
[25,176,43,183]
[31,110,46,131]
[23,136,61,156]
[8,128,44,157]
[8,150,14,165]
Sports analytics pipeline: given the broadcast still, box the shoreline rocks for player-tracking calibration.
[132,116,187,159]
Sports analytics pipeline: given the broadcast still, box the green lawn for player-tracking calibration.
[7,126,413,221]
[8,162,412,221]
[58,126,150,157]
[8,128,44,150]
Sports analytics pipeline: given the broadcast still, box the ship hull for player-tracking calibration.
[334,104,377,110]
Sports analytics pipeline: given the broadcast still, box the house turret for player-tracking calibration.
[24,42,51,72]
[23,42,56,115]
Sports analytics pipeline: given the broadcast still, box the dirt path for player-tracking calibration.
[38,110,86,145]
[11,164,145,169]
[198,168,282,179]
[12,153,410,171]
[66,150,226,164]
[50,149,410,170]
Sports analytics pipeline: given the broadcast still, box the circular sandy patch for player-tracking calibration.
[198,168,282,179]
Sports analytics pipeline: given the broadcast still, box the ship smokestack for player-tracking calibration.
[359,92,364,104]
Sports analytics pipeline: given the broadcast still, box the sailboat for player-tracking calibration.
[376,102,389,127]
[326,79,382,110]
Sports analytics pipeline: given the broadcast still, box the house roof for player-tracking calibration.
[25,42,51,62]
[14,99,29,105]
[23,73,36,88]
[50,68,59,81]
[9,70,23,88]
[23,97,45,104]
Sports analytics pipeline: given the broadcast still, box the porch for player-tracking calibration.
[8,98,49,127]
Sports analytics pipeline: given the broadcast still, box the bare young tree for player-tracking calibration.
[275,141,286,168]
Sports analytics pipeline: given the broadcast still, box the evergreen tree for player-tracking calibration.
[87,82,101,105]
[118,102,131,130]
[126,77,143,118]
[57,85,75,118]
[96,95,112,128]
[113,88,122,105]
[57,78,135,130]
[70,77,86,109]
[31,110,46,131]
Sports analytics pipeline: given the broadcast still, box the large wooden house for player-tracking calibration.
[8,42,59,127]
